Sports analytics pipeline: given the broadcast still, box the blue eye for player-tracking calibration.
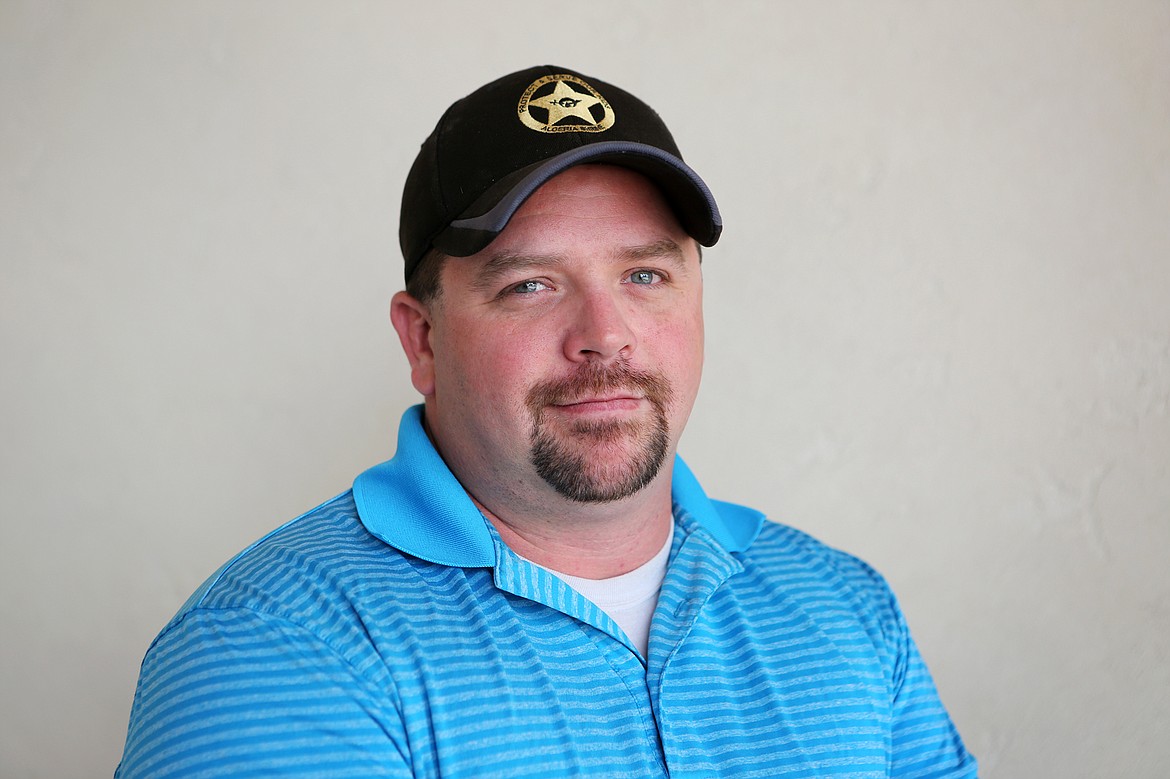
[628,270,658,285]
[511,280,548,294]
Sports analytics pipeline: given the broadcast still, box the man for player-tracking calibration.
[117,66,976,777]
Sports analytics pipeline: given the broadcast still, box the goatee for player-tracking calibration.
[526,362,674,503]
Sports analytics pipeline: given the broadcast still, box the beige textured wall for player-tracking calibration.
[2,2,1167,776]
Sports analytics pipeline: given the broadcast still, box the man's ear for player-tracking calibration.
[390,291,436,396]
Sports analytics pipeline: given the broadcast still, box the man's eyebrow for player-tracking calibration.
[471,253,566,293]
[618,239,687,267]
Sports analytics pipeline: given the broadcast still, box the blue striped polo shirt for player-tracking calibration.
[117,406,976,777]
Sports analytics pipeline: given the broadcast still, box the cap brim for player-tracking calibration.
[432,141,721,258]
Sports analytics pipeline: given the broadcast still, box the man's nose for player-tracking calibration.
[563,288,636,362]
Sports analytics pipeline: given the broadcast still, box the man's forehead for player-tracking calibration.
[426,165,700,298]
[472,238,687,279]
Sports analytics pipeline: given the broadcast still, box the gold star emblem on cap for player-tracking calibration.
[527,80,603,126]
[518,74,615,133]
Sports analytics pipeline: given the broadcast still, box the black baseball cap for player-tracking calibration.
[399,65,722,282]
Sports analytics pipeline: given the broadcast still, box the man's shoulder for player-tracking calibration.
[736,515,901,625]
[683,491,893,601]
[158,491,420,640]
[750,518,882,576]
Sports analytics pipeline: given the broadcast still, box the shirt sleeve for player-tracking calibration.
[115,607,413,778]
[880,579,978,778]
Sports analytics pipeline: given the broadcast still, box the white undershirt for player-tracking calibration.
[540,523,674,658]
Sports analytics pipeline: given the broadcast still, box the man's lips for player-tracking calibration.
[550,395,643,413]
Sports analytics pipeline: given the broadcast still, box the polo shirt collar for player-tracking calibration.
[352,405,763,568]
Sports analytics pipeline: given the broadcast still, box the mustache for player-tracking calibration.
[526,361,674,411]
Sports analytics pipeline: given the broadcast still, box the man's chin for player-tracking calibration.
[530,420,670,504]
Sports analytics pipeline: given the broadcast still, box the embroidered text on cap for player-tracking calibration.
[517,74,615,133]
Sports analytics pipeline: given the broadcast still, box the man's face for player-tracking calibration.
[399,164,704,508]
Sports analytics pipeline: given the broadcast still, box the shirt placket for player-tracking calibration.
[490,537,670,776]
[646,519,744,777]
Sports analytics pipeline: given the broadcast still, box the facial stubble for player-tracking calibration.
[527,362,675,503]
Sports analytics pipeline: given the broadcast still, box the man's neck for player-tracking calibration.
[470,482,675,579]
